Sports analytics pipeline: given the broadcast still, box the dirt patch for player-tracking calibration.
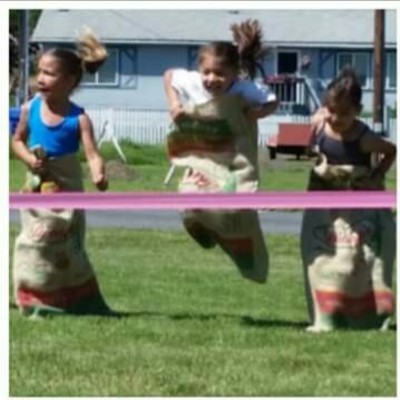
[84,160,138,181]
[105,160,138,180]
[258,147,314,171]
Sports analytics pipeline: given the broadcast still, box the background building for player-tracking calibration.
[30,9,397,143]
[32,9,396,112]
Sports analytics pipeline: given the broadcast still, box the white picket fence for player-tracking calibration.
[86,107,397,147]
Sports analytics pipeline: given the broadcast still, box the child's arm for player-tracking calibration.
[79,113,108,191]
[241,80,279,120]
[310,107,328,126]
[11,102,45,172]
[361,132,396,177]
[164,69,186,121]
[245,99,279,120]
[304,108,326,158]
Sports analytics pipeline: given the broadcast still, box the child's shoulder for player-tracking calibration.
[19,95,40,115]
[310,108,327,135]
[231,78,276,104]
[69,101,85,116]
[171,69,203,95]
[172,68,198,75]
[356,118,372,132]
[233,78,261,90]
[353,119,375,140]
[172,68,201,82]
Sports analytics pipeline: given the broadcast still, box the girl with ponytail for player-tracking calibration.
[11,30,112,316]
[164,19,278,121]
[164,20,277,284]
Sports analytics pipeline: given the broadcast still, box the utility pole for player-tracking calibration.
[18,9,30,105]
[373,10,385,137]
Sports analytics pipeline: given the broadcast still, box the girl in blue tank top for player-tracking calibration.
[11,33,108,191]
[27,95,82,158]
[10,31,112,317]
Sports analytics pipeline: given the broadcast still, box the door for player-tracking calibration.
[277,51,298,75]
[277,51,299,104]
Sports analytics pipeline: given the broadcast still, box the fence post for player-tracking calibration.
[110,108,128,163]
[97,108,128,163]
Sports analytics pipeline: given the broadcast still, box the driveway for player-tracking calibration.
[9,210,303,235]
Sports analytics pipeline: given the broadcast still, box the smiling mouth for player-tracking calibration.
[205,85,222,93]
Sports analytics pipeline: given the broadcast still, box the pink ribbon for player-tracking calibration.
[9,191,396,210]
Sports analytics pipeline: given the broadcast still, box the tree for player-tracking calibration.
[9,10,42,100]
[9,9,42,38]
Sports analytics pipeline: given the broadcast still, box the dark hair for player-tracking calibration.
[41,29,108,87]
[324,67,362,109]
[197,19,267,79]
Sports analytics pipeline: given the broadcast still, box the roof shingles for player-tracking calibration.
[32,9,396,48]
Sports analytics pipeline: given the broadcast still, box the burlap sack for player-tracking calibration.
[301,157,395,331]
[12,154,110,316]
[167,94,268,283]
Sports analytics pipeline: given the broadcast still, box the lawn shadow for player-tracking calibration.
[109,309,308,329]
[388,322,397,331]
[240,315,308,329]
[9,301,135,319]
[10,303,395,331]
[85,310,396,331]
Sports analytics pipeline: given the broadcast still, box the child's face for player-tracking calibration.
[36,54,75,101]
[199,54,237,97]
[325,100,361,133]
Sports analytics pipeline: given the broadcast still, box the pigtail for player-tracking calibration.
[39,29,107,89]
[324,66,362,109]
[230,19,267,79]
[76,29,108,74]
[337,66,359,82]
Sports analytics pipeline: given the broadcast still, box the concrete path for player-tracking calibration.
[9,210,303,235]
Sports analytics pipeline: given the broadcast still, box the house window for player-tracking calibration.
[337,52,370,88]
[120,47,137,89]
[386,52,396,89]
[188,46,199,70]
[82,49,119,86]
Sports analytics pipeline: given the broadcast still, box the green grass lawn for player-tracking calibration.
[9,227,396,397]
[9,142,397,396]
[9,141,396,192]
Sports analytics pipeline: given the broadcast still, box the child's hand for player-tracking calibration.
[369,168,385,187]
[92,171,108,192]
[170,104,186,122]
[27,154,46,174]
[311,107,329,125]
[93,173,108,191]
[87,153,108,191]
[244,106,258,120]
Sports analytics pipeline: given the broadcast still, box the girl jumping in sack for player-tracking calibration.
[11,30,111,316]
[301,67,396,331]
[164,19,278,283]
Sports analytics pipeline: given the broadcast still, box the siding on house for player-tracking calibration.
[69,44,396,112]
[74,45,190,109]
[32,9,396,112]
